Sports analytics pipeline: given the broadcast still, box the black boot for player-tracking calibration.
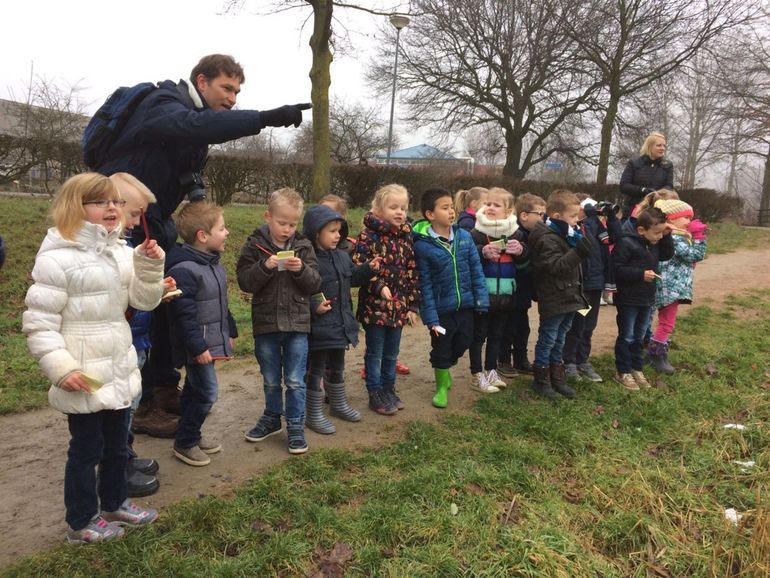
[531,365,558,399]
[549,363,576,398]
[126,462,160,497]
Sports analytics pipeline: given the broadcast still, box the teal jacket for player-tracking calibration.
[412,219,489,328]
[655,232,706,308]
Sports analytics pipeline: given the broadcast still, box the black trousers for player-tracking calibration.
[429,309,474,369]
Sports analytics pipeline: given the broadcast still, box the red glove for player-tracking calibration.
[505,239,523,255]
[688,219,708,241]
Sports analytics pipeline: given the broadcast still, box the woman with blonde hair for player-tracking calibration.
[619,132,674,216]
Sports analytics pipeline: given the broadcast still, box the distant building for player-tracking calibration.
[372,144,474,175]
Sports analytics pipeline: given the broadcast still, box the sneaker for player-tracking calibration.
[287,425,308,455]
[368,389,398,415]
[102,499,158,527]
[497,362,519,378]
[173,444,211,466]
[615,373,640,391]
[485,369,507,389]
[577,363,603,383]
[383,386,405,410]
[244,415,283,442]
[564,363,580,381]
[67,515,125,544]
[631,370,652,389]
[470,372,500,393]
[199,436,222,454]
[395,359,411,375]
[513,359,534,375]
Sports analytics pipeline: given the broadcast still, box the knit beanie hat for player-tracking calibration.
[655,199,693,220]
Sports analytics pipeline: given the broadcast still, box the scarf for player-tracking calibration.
[546,217,583,247]
[474,207,518,239]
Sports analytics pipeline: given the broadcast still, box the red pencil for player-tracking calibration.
[139,207,151,241]
[210,356,234,361]
[254,242,275,257]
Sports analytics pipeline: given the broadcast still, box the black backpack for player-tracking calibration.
[81,82,157,170]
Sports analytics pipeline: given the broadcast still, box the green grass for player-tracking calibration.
[6,289,770,576]
[706,222,770,255]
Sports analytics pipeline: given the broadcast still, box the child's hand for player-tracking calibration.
[643,269,658,282]
[140,238,163,260]
[284,257,303,272]
[369,256,383,272]
[407,311,418,326]
[505,239,523,255]
[229,338,235,350]
[316,299,333,315]
[482,244,501,259]
[59,372,93,393]
[263,255,279,270]
[161,276,180,302]
[194,350,213,364]
[380,286,393,300]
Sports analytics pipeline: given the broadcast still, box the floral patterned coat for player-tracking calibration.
[353,212,419,327]
[655,232,706,308]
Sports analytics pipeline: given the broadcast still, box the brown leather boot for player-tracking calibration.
[131,399,179,438]
[153,386,182,415]
[550,363,576,398]
[531,365,558,399]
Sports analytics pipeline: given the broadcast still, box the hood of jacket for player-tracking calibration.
[411,218,460,242]
[38,222,126,257]
[302,205,349,246]
[166,242,221,270]
[474,207,518,238]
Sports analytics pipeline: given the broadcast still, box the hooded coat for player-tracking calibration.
[22,222,164,414]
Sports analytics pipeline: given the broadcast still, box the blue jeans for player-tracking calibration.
[615,305,652,373]
[534,312,575,367]
[364,324,403,392]
[254,332,308,424]
[65,408,130,530]
[175,362,219,449]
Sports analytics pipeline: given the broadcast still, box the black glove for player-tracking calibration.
[575,236,592,258]
[642,187,656,195]
[260,103,312,128]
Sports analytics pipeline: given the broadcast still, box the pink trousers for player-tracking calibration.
[653,302,679,343]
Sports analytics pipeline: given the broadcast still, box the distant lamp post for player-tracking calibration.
[385,14,410,166]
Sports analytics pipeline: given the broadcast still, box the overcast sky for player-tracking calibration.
[2,0,427,148]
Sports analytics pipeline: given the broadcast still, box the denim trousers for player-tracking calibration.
[128,348,148,450]
[175,361,219,449]
[534,312,575,367]
[615,304,653,373]
[469,310,505,373]
[65,408,130,530]
[363,324,403,391]
[254,332,308,424]
[563,290,602,365]
[307,348,346,391]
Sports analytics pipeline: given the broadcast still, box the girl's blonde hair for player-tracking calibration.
[639,132,666,157]
[52,173,121,240]
[371,183,408,213]
[454,186,488,214]
[636,189,679,213]
[109,172,157,205]
[319,194,348,217]
[486,187,515,210]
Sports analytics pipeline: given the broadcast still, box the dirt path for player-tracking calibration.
[1,246,767,567]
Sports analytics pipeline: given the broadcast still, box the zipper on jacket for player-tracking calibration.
[438,237,461,310]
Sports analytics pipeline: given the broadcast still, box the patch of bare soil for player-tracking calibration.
[1,246,767,567]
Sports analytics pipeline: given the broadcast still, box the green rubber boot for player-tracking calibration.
[432,368,451,408]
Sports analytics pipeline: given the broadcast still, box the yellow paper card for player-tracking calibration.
[81,373,103,393]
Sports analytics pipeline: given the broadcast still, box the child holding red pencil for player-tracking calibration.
[165,201,238,466]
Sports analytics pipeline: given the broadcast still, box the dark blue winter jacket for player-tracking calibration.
[412,219,488,328]
[613,222,675,307]
[165,243,237,368]
[457,210,477,231]
[511,223,535,307]
[125,236,153,351]
[303,205,373,351]
[95,79,264,250]
[581,206,622,292]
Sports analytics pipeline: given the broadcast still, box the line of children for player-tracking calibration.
[413,188,489,408]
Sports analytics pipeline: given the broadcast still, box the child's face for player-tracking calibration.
[668,215,692,230]
[83,197,124,233]
[116,183,147,231]
[551,204,580,228]
[483,194,511,220]
[200,214,229,254]
[517,205,546,230]
[638,222,667,244]
[265,203,302,245]
[426,195,455,230]
[374,192,409,227]
[317,220,342,250]
[469,193,487,211]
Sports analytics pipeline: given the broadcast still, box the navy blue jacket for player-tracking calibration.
[511,223,535,306]
[619,155,674,209]
[412,219,488,328]
[125,237,152,351]
[95,79,264,250]
[457,210,477,231]
[581,206,622,292]
[613,223,675,307]
[165,243,237,368]
[303,205,373,351]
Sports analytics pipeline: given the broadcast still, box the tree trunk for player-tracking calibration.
[502,130,525,179]
[308,0,333,202]
[760,143,770,226]
[596,90,620,185]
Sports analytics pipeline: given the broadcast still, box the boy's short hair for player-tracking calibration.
[636,207,667,229]
[515,193,546,215]
[268,188,304,213]
[546,189,580,215]
[420,188,452,217]
[175,201,224,244]
[190,54,245,84]
[371,183,408,213]
[109,172,157,205]
[319,194,348,217]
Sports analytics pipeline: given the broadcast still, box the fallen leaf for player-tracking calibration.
[450,503,459,516]
[735,409,749,420]
[601,431,611,440]
[611,419,620,429]
[705,363,719,376]
[646,445,661,457]
[250,519,273,534]
[562,488,585,504]
[592,405,605,416]
[465,483,484,495]
[309,543,355,578]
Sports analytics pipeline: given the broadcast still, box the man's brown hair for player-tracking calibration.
[190,54,245,84]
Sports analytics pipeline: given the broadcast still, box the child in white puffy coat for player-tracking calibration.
[22,173,165,544]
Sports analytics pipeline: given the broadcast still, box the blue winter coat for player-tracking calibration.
[613,222,675,307]
[302,205,373,351]
[412,219,489,328]
[165,243,237,368]
[95,79,264,250]
[457,210,477,231]
[581,206,622,292]
[125,237,153,352]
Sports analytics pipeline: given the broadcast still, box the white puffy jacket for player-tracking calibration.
[22,222,164,414]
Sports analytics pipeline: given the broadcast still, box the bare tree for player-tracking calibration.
[463,124,504,167]
[569,0,753,184]
[369,0,603,179]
